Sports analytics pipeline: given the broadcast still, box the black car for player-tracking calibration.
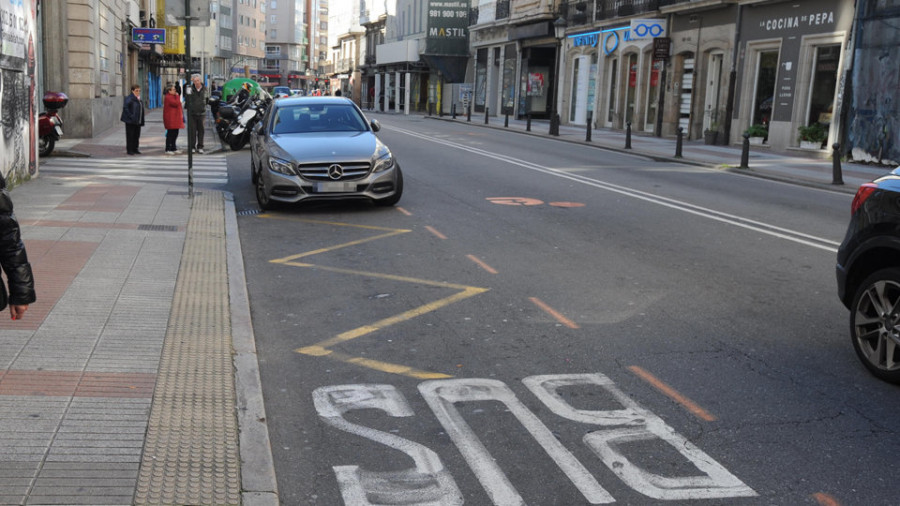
[836,167,900,383]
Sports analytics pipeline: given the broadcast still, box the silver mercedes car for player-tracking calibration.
[249,97,403,209]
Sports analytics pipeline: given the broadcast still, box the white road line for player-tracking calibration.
[385,125,840,253]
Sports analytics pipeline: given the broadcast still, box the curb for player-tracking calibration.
[224,192,280,505]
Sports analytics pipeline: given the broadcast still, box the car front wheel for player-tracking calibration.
[850,267,900,383]
[255,171,278,211]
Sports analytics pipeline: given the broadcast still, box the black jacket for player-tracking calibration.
[0,182,36,310]
[120,93,145,126]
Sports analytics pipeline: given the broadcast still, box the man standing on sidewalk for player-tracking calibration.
[121,84,144,155]
[185,74,207,154]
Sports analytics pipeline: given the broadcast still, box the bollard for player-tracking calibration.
[585,111,593,142]
[452,103,457,120]
[484,106,490,124]
[427,102,432,116]
[832,143,844,185]
[439,104,444,117]
[625,122,632,149]
[526,113,532,132]
[467,103,472,122]
[675,127,684,158]
[504,111,509,128]
[740,133,750,168]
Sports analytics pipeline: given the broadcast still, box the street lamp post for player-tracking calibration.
[549,15,567,136]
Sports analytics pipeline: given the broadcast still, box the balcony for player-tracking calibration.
[565,1,591,26]
[596,0,660,20]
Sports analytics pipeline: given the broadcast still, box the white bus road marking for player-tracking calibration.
[524,374,757,501]
[313,384,463,506]
[314,374,757,504]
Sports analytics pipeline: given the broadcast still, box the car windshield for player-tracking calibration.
[272,104,368,134]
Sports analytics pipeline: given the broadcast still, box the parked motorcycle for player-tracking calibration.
[223,93,270,151]
[39,91,68,156]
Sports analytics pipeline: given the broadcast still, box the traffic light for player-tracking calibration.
[315,78,319,83]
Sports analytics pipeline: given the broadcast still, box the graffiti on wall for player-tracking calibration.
[847,14,900,165]
[0,0,37,184]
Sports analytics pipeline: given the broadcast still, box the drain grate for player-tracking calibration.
[236,208,261,216]
[137,224,179,232]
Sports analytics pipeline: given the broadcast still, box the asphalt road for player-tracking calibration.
[227,114,898,505]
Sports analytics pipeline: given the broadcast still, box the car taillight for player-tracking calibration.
[851,183,878,216]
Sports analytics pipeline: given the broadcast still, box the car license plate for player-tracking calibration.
[314,182,356,193]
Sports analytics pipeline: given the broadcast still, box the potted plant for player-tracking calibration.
[704,121,719,145]
[798,123,827,149]
[745,124,767,145]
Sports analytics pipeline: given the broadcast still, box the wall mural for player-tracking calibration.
[0,0,38,185]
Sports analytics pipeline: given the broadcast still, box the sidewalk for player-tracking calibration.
[2,104,891,505]
[416,110,891,194]
[2,110,277,505]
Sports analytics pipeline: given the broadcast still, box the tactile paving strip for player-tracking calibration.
[135,192,241,505]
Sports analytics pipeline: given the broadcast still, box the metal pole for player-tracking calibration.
[185,0,193,198]
[675,127,683,158]
[485,106,489,125]
[467,103,471,122]
[526,113,531,132]
[740,133,750,168]
[549,38,561,136]
[832,143,844,185]
[452,103,457,119]
[504,110,509,128]
[625,122,632,149]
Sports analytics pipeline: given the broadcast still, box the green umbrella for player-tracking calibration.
[221,78,261,102]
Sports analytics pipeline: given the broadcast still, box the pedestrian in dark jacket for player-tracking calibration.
[120,84,145,155]
[0,175,35,321]
[185,74,207,154]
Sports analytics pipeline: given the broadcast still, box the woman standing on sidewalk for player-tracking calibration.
[0,175,35,320]
[163,85,185,154]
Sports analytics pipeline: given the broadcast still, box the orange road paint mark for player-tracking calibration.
[467,254,498,274]
[812,493,841,506]
[396,207,412,216]
[628,366,717,422]
[487,197,544,206]
[549,202,586,208]
[529,297,580,329]
[425,225,447,240]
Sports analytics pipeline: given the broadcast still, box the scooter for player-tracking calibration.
[224,94,270,151]
[39,92,68,156]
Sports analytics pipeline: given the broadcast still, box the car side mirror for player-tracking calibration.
[370,119,381,132]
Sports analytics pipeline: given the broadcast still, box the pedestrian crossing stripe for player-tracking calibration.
[39,155,229,184]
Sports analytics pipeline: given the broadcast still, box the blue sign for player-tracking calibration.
[132,28,166,44]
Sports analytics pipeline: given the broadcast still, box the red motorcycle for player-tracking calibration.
[39,91,68,156]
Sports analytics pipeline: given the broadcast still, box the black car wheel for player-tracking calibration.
[255,171,278,211]
[850,267,900,383]
[374,168,403,207]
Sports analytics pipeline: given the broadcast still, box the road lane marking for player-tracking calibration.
[396,206,413,216]
[529,297,580,329]
[262,216,489,378]
[425,225,448,239]
[628,365,717,422]
[467,254,498,274]
[385,126,840,253]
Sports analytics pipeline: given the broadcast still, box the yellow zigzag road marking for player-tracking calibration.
[261,214,489,379]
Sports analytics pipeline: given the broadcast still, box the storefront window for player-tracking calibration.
[807,44,840,127]
[752,50,779,127]
[607,57,618,124]
[626,53,638,124]
[588,54,597,115]
[501,44,516,114]
[570,57,581,120]
[475,48,487,111]
[644,58,663,132]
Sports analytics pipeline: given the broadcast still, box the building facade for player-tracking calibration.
[263,0,308,90]
[1,0,39,185]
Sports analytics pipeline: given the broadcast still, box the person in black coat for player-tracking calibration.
[120,84,145,155]
[0,175,35,321]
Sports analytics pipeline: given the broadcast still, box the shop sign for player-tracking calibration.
[760,11,834,32]
[426,0,469,56]
[629,19,666,40]
[653,37,671,60]
[132,28,166,45]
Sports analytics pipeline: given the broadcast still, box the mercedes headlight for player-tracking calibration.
[268,157,294,175]
[372,142,394,173]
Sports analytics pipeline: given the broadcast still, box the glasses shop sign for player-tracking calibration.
[570,19,666,55]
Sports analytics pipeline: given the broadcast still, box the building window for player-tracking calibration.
[806,44,840,126]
